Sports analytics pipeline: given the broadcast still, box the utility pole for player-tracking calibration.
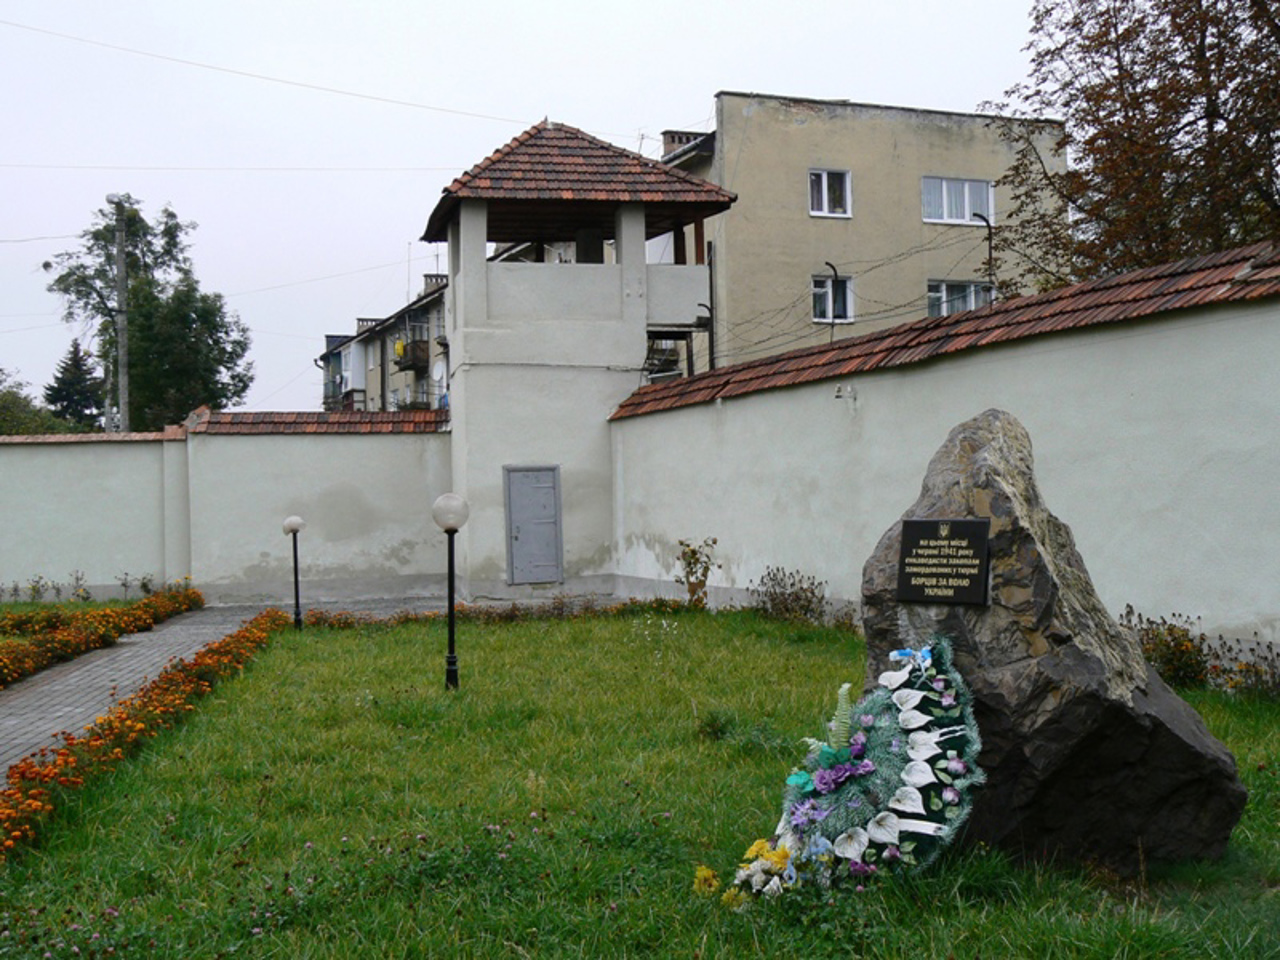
[106,194,130,432]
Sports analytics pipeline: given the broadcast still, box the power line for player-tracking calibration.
[225,257,433,298]
[0,18,643,146]
[0,234,78,244]
[0,163,461,173]
[0,18,529,126]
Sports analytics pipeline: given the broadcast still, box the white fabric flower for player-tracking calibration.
[897,708,932,729]
[833,827,869,862]
[878,665,912,690]
[867,812,901,845]
[897,818,947,837]
[901,760,937,787]
[763,876,784,897]
[889,785,926,815]
[892,688,927,711]
[908,729,944,760]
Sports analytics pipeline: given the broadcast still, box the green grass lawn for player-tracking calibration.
[1,609,1276,958]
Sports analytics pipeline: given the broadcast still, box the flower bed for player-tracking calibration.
[0,588,205,690]
[0,608,291,861]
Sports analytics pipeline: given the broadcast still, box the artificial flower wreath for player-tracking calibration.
[728,637,984,901]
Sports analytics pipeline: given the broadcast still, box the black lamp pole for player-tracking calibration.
[283,516,306,630]
[290,529,303,630]
[445,526,458,689]
[432,493,469,692]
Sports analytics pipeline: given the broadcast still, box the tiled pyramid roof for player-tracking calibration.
[611,242,1280,420]
[423,120,735,242]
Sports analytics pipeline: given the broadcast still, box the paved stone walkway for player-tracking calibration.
[0,598,443,772]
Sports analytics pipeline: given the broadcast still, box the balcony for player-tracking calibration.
[394,339,432,372]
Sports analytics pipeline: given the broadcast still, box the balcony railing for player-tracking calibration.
[394,339,432,372]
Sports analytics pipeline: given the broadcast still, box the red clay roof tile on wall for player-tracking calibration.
[188,409,449,435]
[0,409,450,443]
[610,242,1280,421]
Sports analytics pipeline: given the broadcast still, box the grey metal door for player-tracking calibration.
[504,465,563,584]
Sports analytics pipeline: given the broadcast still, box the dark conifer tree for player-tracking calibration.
[43,339,103,428]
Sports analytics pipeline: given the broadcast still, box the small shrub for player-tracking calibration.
[1122,606,1279,696]
[69,570,92,602]
[1121,607,1210,689]
[26,575,49,603]
[750,566,828,623]
[1203,632,1280,697]
[674,537,719,609]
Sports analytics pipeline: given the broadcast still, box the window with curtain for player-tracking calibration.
[922,177,993,224]
[812,275,854,322]
[927,280,994,317]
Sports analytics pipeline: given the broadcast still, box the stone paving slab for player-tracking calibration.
[0,598,444,772]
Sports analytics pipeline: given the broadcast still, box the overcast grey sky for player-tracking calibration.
[1,0,1039,413]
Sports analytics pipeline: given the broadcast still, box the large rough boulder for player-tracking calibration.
[861,409,1246,873]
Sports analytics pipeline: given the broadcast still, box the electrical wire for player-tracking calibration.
[0,163,462,173]
[0,18,529,125]
[0,19,643,145]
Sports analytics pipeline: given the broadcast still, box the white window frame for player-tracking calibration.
[809,169,851,218]
[927,280,994,317]
[922,177,993,225]
[812,275,854,324]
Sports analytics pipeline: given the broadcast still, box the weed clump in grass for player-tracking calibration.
[749,566,828,623]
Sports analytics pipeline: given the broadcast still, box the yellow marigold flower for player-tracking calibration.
[742,838,772,862]
[720,887,749,911]
[692,864,720,897]
[762,846,790,872]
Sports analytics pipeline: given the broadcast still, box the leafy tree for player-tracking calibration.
[0,367,74,436]
[987,0,1280,287]
[42,339,103,429]
[44,195,253,431]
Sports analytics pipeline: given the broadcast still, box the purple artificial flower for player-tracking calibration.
[889,737,902,753]
[813,763,856,793]
[853,759,876,777]
[942,786,961,805]
[860,714,876,728]
[882,845,902,862]
[947,757,968,776]
[940,691,957,708]
[932,678,947,691]
[850,730,867,756]
[789,799,830,829]
[849,860,877,876]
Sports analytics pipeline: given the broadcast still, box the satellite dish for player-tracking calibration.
[431,360,447,384]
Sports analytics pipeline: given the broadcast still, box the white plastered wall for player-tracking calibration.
[0,439,175,594]
[612,299,1280,643]
[185,432,453,603]
[0,431,452,603]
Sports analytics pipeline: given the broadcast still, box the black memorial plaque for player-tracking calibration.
[896,518,991,605]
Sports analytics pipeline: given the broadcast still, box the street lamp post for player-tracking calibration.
[971,211,996,294]
[431,493,470,690]
[283,516,306,629]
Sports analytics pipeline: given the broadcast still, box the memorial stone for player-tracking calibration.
[861,409,1247,872]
